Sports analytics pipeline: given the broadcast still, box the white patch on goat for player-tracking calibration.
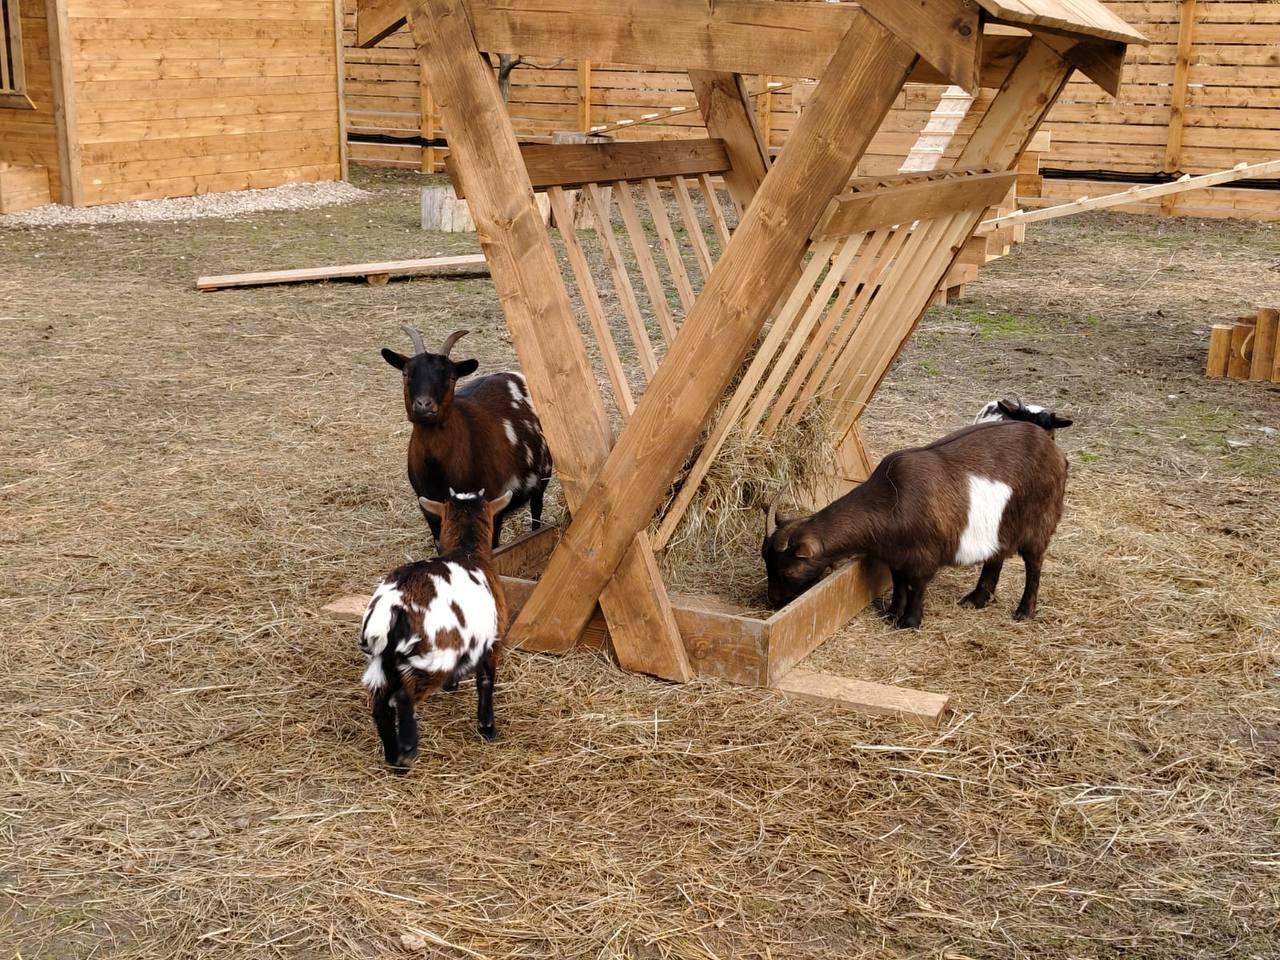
[359,580,404,690]
[411,563,499,677]
[450,488,481,500]
[503,419,518,445]
[974,401,1001,424]
[523,444,534,466]
[524,473,540,491]
[507,379,526,405]
[954,476,1013,565]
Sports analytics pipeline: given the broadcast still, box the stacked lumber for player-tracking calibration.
[1206,308,1280,382]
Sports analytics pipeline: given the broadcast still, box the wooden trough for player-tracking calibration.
[332,0,1145,721]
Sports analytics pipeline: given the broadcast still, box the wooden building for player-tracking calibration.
[0,0,346,210]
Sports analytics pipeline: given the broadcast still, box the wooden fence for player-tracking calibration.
[342,1,1278,220]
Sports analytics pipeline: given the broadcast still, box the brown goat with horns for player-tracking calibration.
[381,326,552,549]
[763,420,1068,627]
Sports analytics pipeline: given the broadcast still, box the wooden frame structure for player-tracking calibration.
[335,0,1143,719]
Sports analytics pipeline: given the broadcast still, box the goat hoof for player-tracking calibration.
[1013,605,1035,622]
[389,756,415,774]
[894,613,922,630]
[442,676,459,693]
[479,724,497,742]
[959,590,991,609]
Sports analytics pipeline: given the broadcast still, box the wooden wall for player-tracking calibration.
[67,0,344,206]
[1038,0,1279,217]
[0,0,62,200]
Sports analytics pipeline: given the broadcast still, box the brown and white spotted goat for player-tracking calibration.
[381,326,552,549]
[763,420,1067,628]
[359,489,511,770]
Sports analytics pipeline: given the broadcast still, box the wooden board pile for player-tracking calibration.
[1206,308,1280,383]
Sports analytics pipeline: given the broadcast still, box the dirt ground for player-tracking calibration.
[2,166,1278,959]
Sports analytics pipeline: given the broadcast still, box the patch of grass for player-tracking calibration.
[1169,402,1237,451]
[919,359,941,377]
[967,309,1042,340]
[1077,450,1103,464]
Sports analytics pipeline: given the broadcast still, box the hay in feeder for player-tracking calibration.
[653,399,839,610]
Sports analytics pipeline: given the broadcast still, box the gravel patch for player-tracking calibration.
[1,180,371,228]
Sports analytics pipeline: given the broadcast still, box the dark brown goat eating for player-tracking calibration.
[381,325,552,548]
[762,420,1067,627]
[359,489,512,770]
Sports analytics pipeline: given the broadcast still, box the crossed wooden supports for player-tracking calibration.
[398,0,1116,682]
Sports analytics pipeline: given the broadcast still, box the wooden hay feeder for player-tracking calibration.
[330,0,1144,723]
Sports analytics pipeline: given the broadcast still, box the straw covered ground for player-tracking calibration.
[2,168,1278,959]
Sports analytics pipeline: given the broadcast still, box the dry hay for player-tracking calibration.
[1,175,1279,959]
[654,399,837,610]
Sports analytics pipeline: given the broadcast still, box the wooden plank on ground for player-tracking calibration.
[195,253,489,291]
[447,138,730,198]
[771,668,951,727]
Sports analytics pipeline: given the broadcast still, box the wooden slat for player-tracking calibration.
[584,182,660,380]
[612,179,677,343]
[1249,308,1278,382]
[813,170,1018,240]
[409,0,692,683]
[698,173,732,248]
[793,229,916,419]
[740,235,866,436]
[195,253,489,291]
[640,176,697,312]
[771,668,951,727]
[46,0,82,206]
[651,239,837,550]
[448,137,730,198]
[546,186,636,417]
[976,0,1147,46]
[855,0,982,93]
[1205,324,1231,378]
[1227,321,1254,379]
[669,175,714,279]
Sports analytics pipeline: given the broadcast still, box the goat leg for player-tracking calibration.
[895,573,930,630]
[475,647,497,741]
[393,688,418,768]
[886,569,910,622]
[960,558,1004,609]
[371,694,402,770]
[530,483,546,531]
[1014,548,1043,621]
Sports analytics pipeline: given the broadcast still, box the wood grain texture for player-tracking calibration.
[515,13,918,650]
[195,253,489,291]
[408,0,691,683]
[1249,309,1277,382]
[447,138,730,198]
[687,70,768,213]
[813,170,1017,240]
[1205,324,1231,378]
[771,668,951,727]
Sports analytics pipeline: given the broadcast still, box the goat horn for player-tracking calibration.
[765,502,779,538]
[401,324,427,355]
[438,329,470,357]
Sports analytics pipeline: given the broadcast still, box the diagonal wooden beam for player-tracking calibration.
[510,12,919,650]
[687,71,769,214]
[407,0,692,682]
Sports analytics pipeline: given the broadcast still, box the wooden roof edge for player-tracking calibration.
[974,0,1148,47]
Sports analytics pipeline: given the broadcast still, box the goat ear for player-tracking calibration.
[776,506,807,527]
[382,348,409,371]
[1051,414,1073,429]
[418,496,446,518]
[453,358,479,378]
[997,398,1020,417]
[488,489,514,513]
[791,533,821,561]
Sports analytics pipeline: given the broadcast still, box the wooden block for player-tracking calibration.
[1251,309,1278,382]
[1205,324,1232,378]
[0,163,52,213]
[771,668,951,727]
[1228,321,1254,379]
[195,254,489,291]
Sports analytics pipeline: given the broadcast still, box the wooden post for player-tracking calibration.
[688,70,769,212]
[407,0,691,682]
[334,0,350,180]
[45,0,82,206]
[511,13,919,650]
[577,60,592,132]
[1228,321,1254,379]
[1250,309,1278,381]
[1161,0,1197,215]
[1205,325,1231,378]
[421,62,437,173]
